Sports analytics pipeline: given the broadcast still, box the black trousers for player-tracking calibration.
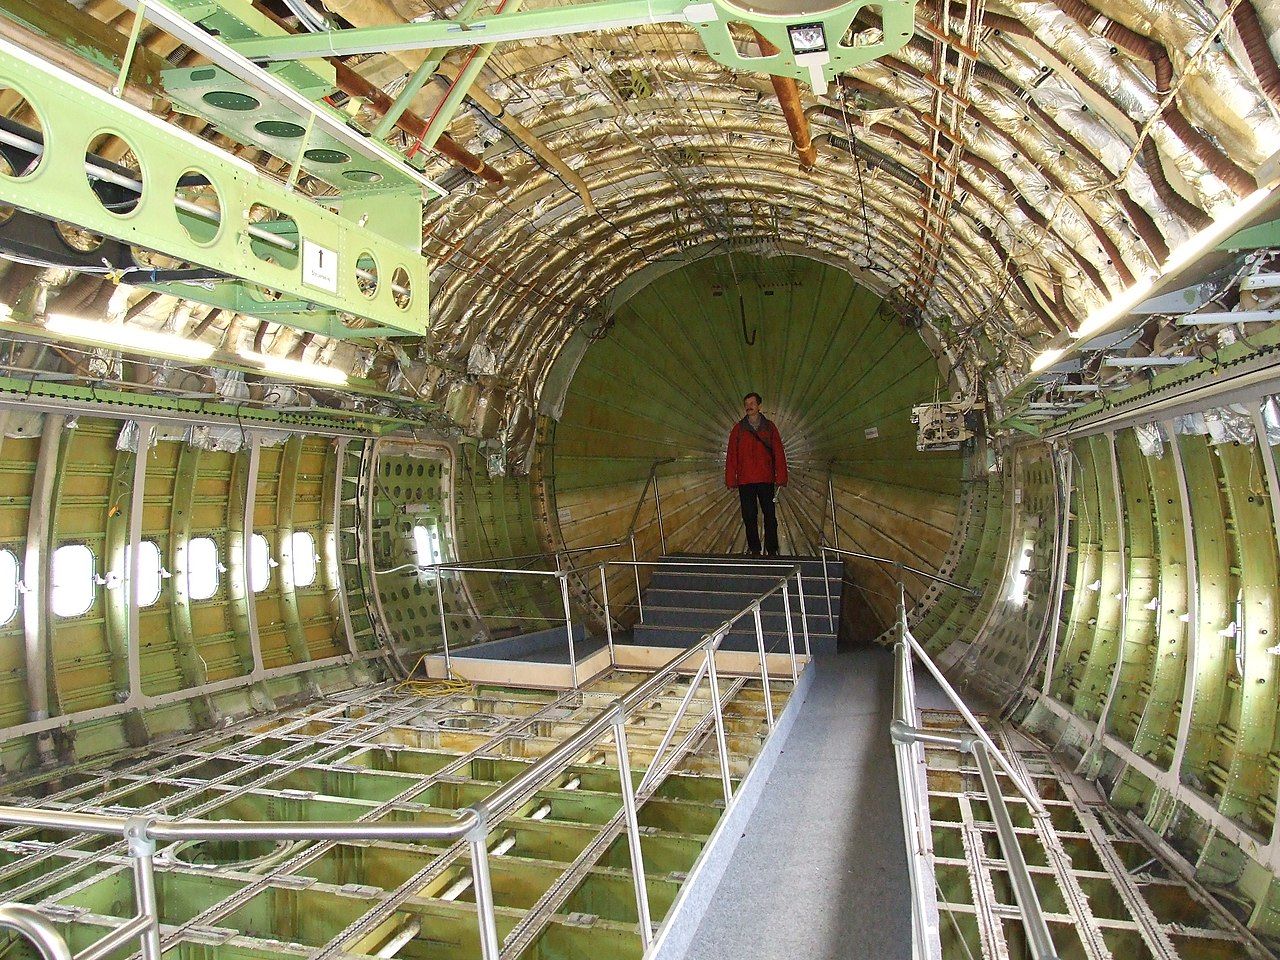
[738,483,778,555]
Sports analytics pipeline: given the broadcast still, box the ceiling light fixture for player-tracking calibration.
[1029,347,1065,373]
[1031,185,1277,372]
[240,350,349,386]
[1072,277,1155,341]
[45,314,216,360]
[1164,186,1273,274]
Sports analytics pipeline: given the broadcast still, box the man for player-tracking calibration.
[725,392,788,556]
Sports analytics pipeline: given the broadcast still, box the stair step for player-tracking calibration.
[630,623,834,655]
[639,603,833,634]
[648,569,841,595]
[664,553,842,579]
[644,587,840,617]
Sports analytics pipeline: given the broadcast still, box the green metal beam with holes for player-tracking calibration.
[227,0,917,90]
[0,374,417,433]
[0,34,428,337]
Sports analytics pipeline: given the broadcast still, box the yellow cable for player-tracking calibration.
[394,651,473,698]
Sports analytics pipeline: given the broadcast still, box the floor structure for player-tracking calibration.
[687,646,1271,960]
[0,663,799,960]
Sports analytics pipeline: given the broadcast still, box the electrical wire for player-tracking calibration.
[394,651,474,697]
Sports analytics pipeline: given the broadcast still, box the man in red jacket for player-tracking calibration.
[725,392,788,556]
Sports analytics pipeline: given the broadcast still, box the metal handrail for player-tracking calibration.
[819,545,976,593]
[0,574,805,960]
[603,560,811,695]
[0,905,72,960]
[622,457,677,544]
[419,539,627,572]
[819,461,840,551]
[817,544,978,633]
[890,583,1059,960]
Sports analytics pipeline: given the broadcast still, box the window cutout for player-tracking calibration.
[841,5,882,48]
[187,537,219,601]
[1007,535,1035,607]
[0,549,19,625]
[174,170,221,245]
[726,21,771,59]
[250,534,271,593]
[356,252,378,298]
[51,544,95,617]
[128,541,163,608]
[413,523,442,567]
[291,531,318,588]
[0,88,44,180]
[86,132,143,216]
[247,204,300,269]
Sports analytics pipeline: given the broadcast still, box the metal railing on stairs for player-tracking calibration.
[393,457,683,687]
[0,574,807,960]
[817,544,980,633]
[408,456,831,688]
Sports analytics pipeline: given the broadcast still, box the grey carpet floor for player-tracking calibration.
[683,645,942,960]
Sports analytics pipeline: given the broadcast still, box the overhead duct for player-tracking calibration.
[333,63,504,187]
[752,29,818,170]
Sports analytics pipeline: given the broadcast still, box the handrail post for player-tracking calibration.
[653,472,667,555]
[752,603,775,730]
[600,564,616,667]
[558,573,578,689]
[891,639,941,960]
[794,568,811,659]
[781,581,798,683]
[612,711,653,949]
[630,533,643,622]
[828,469,839,550]
[900,623,1047,817]
[124,819,161,960]
[467,815,501,960]
[821,547,834,633]
[705,641,733,806]
[435,572,452,678]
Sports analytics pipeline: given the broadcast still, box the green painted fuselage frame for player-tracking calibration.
[229,0,918,92]
[0,32,428,337]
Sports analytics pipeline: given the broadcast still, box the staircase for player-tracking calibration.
[628,554,842,655]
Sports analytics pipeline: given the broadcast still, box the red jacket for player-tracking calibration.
[726,417,788,487]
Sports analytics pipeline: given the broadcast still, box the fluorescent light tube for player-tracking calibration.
[1163,186,1273,274]
[45,314,215,360]
[1030,347,1065,373]
[241,350,349,385]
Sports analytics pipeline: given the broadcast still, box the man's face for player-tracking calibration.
[743,396,760,418]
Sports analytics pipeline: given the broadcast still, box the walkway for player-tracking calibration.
[684,645,936,960]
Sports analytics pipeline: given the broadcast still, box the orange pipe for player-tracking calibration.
[334,63,504,187]
[753,31,817,170]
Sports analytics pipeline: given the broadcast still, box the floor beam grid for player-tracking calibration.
[0,651,803,960]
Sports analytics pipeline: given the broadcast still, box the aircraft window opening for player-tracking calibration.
[126,541,164,607]
[413,522,442,567]
[51,544,96,617]
[291,531,318,587]
[1007,534,1035,607]
[0,548,19,624]
[250,534,272,593]
[187,537,219,601]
